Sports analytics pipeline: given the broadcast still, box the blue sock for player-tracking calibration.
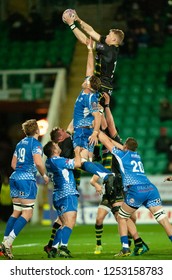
[53,228,62,247]
[13,216,27,237]
[169,235,172,242]
[4,216,17,237]
[82,162,111,179]
[120,236,129,249]
[61,226,72,246]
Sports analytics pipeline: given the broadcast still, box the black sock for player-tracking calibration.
[134,237,143,248]
[95,224,103,246]
[48,222,61,247]
[128,235,132,247]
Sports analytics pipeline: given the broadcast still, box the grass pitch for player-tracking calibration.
[0,222,171,260]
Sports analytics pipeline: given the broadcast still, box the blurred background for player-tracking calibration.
[0,0,172,224]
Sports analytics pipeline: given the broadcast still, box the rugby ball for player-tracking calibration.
[62,9,76,24]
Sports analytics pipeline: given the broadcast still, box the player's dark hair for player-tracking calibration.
[50,127,60,143]
[43,141,54,158]
[125,137,138,151]
[90,75,101,91]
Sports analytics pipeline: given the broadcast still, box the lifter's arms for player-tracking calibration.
[98,131,124,152]
[89,111,102,146]
[87,37,102,145]
[86,36,95,76]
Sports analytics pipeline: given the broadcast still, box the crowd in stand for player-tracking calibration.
[6,5,64,42]
[1,0,172,189]
[113,0,172,57]
[155,127,172,174]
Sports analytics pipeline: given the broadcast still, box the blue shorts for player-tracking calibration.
[10,179,38,200]
[53,195,78,216]
[73,127,94,153]
[125,183,162,209]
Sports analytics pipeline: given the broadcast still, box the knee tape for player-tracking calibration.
[118,207,131,219]
[154,208,166,222]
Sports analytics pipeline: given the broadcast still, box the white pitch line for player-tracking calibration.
[13,243,40,248]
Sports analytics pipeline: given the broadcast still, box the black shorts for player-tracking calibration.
[99,188,124,209]
[100,85,113,96]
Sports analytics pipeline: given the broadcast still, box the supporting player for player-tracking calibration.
[91,93,149,256]
[98,131,172,256]
[1,119,49,259]
[43,140,81,258]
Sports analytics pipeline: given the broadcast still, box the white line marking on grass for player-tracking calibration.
[14,243,40,248]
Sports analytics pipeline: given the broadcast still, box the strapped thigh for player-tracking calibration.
[118,207,132,219]
[21,203,35,210]
[13,202,22,211]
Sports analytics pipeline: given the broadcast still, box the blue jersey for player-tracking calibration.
[111,147,151,190]
[73,89,99,128]
[10,137,43,181]
[45,156,79,200]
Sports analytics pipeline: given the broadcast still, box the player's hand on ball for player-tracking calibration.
[74,10,79,21]
[62,9,76,25]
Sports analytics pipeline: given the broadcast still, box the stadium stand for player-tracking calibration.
[0,22,76,72]
[0,20,77,95]
[0,1,172,175]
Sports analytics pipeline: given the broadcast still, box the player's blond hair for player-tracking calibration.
[111,29,124,45]
[22,119,39,136]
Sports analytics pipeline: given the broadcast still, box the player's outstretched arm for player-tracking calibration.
[86,37,94,76]
[98,131,123,152]
[88,111,101,147]
[62,11,89,45]
[75,12,101,42]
